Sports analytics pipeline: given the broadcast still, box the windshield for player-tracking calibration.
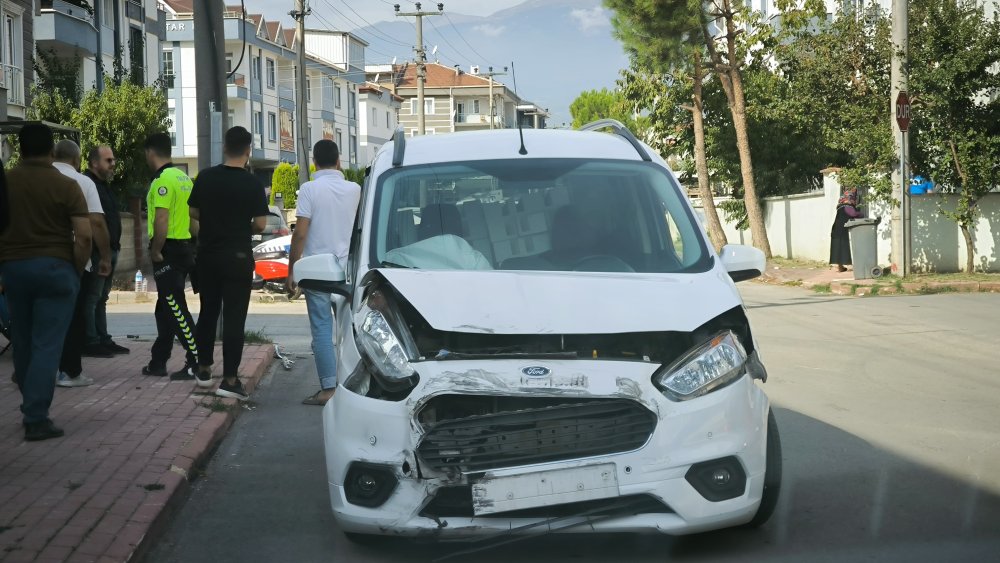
[371,159,711,274]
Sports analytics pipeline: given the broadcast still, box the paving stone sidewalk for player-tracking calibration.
[759,263,1000,296]
[0,342,274,563]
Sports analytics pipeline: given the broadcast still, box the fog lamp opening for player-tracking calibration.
[685,456,747,502]
[344,462,399,508]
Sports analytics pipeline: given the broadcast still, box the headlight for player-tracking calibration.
[355,290,419,392]
[654,331,747,401]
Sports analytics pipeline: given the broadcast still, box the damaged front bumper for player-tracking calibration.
[322,359,769,537]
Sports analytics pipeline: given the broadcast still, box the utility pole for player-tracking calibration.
[890,0,909,277]
[395,3,444,135]
[193,0,228,172]
[484,66,508,130]
[291,0,311,184]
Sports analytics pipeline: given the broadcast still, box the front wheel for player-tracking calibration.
[745,408,782,528]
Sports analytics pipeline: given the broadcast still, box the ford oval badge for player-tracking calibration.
[521,366,551,377]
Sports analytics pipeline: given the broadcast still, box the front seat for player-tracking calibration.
[418,203,464,240]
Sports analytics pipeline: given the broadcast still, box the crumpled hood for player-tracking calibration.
[377,268,742,335]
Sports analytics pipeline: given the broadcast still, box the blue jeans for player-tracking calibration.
[304,289,337,390]
[0,257,79,424]
[82,249,118,345]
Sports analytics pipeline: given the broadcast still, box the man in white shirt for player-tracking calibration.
[288,140,361,406]
[52,140,112,388]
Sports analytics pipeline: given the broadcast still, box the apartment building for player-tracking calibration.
[304,29,366,169]
[37,0,165,90]
[357,81,400,165]
[159,3,366,177]
[0,0,33,119]
[379,62,546,136]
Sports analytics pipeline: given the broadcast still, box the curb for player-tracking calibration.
[827,280,1000,297]
[127,345,275,563]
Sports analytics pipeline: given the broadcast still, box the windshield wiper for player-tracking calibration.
[378,260,412,269]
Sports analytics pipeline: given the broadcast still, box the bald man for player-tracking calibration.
[53,139,112,388]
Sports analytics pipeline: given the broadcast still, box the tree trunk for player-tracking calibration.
[961,223,975,273]
[691,58,727,252]
[727,68,772,258]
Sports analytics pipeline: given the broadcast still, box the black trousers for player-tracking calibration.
[150,240,198,368]
[59,271,93,377]
[194,251,254,378]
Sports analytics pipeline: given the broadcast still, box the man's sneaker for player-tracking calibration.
[24,419,64,441]
[216,378,249,401]
[102,341,130,355]
[81,344,114,358]
[195,367,213,389]
[169,365,197,381]
[56,372,94,388]
[142,364,168,377]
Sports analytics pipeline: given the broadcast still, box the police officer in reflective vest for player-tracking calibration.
[141,133,199,379]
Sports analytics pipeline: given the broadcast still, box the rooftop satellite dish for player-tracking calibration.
[374,73,381,83]
[391,56,397,65]
[431,45,438,56]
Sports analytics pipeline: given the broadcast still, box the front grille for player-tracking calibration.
[417,398,656,473]
[420,488,672,518]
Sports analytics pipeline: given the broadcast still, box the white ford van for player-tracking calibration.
[293,121,780,542]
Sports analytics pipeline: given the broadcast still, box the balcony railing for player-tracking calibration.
[226,72,246,87]
[3,64,24,106]
[277,84,294,102]
[162,73,175,88]
[39,0,96,25]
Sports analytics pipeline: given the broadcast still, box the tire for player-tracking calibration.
[745,408,782,528]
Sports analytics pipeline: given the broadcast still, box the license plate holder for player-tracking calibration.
[471,463,619,516]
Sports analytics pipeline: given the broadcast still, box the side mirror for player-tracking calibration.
[293,254,352,298]
[720,244,766,283]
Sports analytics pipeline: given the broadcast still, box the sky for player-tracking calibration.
[244,0,629,126]
[253,1,528,29]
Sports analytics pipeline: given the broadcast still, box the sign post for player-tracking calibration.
[895,91,911,277]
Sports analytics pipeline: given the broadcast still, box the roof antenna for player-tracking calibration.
[511,61,527,155]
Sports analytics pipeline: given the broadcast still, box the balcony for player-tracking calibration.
[227,72,248,99]
[36,0,98,57]
[3,65,24,107]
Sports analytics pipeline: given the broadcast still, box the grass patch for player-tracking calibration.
[199,398,238,413]
[812,283,831,294]
[916,284,956,295]
[770,256,829,270]
[141,483,166,491]
[243,328,273,344]
[894,278,904,291]
[869,285,880,296]
[782,279,804,287]
[903,272,998,283]
[66,481,82,491]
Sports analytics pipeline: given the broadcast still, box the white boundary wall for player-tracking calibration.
[692,172,1000,273]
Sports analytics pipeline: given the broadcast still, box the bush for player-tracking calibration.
[270,162,299,208]
[343,168,366,185]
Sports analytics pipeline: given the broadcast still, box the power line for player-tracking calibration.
[309,9,403,63]
[425,16,473,67]
[443,12,493,67]
[316,0,411,47]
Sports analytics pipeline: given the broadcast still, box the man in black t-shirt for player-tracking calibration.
[187,126,269,401]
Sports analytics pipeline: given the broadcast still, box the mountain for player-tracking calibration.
[355,0,629,127]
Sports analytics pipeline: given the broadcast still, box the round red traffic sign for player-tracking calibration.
[896,92,911,132]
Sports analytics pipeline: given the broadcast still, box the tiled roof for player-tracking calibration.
[265,21,281,43]
[283,29,297,48]
[397,62,498,89]
[162,0,193,14]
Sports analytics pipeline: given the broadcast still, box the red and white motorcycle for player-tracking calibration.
[252,235,291,293]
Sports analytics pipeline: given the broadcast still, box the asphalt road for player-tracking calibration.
[141,285,1000,563]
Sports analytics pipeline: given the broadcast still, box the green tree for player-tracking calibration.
[569,88,643,132]
[270,162,299,208]
[619,58,729,250]
[776,4,894,203]
[72,78,171,198]
[908,0,1000,273]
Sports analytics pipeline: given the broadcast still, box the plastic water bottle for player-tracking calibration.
[134,270,144,292]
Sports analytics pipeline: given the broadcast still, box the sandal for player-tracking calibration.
[302,389,335,406]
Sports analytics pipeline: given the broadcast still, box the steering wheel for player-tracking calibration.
[569,255,636,273]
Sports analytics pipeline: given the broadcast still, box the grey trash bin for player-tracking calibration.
[845,217,882,280]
